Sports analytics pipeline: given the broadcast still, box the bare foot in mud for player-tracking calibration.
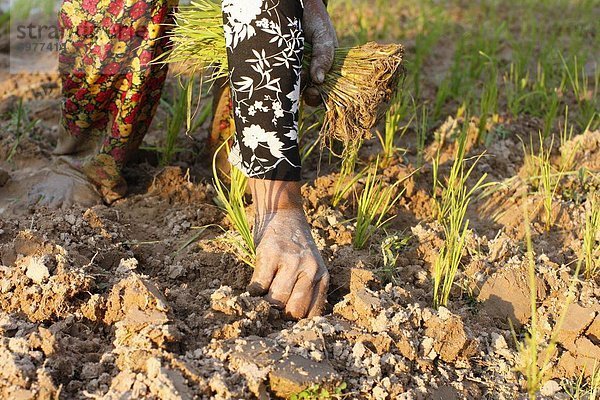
[249,180,329,319]
[0,160,102,211]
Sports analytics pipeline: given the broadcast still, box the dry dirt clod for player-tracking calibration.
[490,332,508,353]
[333,288,382,330]
[24,255,51,284]
[224,336,341,399]
[269,354,340,399]
[477,265,547,328]
[424,313,475,363]
[0,232,93,322]
[116,257,139,274]
[0,342,36,388]
[586,315,600,344]
[145,357,194,400]
[556,303,596,350]
[548,303,600,377]
[104,273,178,352]
[540,379,561,397]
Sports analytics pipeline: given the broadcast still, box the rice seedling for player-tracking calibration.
[582,193,600,280]
[522,132,565,231]
[0,11,10,34]
[559,52,599,129]
[297,106,324,163]
[353,7,370,44]
[212,141,255,266]
[8,0,56,20]
[432,76,452,123]
[176,225,211,254]
[165,1,405,157]
[558,53,586,109]
[415,104,429,168]
[409,5,445,101]
[304,43,404,155]
[446,38,471,103]
[562,363,600,400]
[379,234,410,284]
[592,365,600,400]
[432,225,469,309]
[432,124,487,308]
[512,201,583,400]
[290,382,347,400]
[464,22,506,83]
[186,77,214,133]
[527,132,566,231]
[162,0,228,80]
[542,91,560,140]
[511,205,545,399]
[6,99,38,162]
[431,144,441,203]
[511,203,548,399]
[353,160,404,250]
[558,106,578,172]
[376,89,411,166]
[331,144,364,208]
[431,105,467,204]
[504,61,533,118]
[432,38,471,122]
[538,138,559,231]
[159,79,191,166]
[563,369,588,400]
[478,52,499,144]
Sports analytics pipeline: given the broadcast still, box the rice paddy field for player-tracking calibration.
[0,0,599,398]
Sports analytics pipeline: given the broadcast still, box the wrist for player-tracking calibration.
[250,179,304,215]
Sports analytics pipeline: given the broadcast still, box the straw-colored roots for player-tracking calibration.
[307,42,405,150]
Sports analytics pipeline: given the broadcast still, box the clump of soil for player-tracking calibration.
[0,231,93,322]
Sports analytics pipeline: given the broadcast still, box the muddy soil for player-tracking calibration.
[1,38,600,400]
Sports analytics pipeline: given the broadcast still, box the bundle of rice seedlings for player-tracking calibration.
[164,0,228,81]
[305,42,405,152]
[164,0,405,154]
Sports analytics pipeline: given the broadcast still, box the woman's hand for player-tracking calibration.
[248,179,329,319]
[302,0,338,106]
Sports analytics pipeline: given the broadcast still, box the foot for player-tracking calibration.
[80,154,128,204]
[248,180,329,319]
[53,125,127,203]
[0,159,103,210]
[0,154,126,212]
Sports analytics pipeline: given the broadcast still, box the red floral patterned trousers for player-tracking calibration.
[58,0,177,194]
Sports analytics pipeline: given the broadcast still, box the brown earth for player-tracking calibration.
[1,37,600,400]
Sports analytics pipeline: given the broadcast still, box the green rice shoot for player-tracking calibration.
[432,123,487,308]
[353,158,404,250]
[212,140,255,266]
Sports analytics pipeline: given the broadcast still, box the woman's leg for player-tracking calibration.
[56,0,177,202]
[223,0,329,319]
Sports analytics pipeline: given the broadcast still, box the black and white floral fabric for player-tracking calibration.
[223,0,304,181]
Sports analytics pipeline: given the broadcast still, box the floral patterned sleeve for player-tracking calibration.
[222,0,304,181]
